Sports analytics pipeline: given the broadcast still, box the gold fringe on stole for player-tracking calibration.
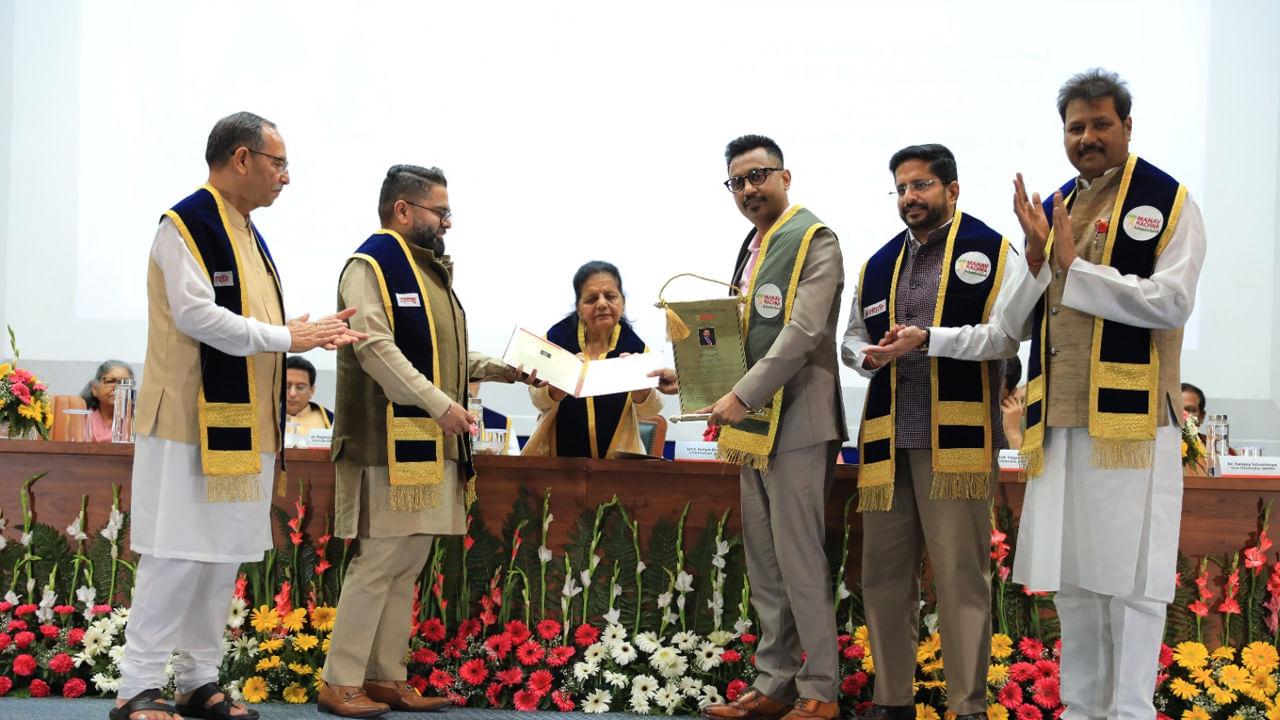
[390,482,442,512]
[663,304,691,343]
[204,474,263,503]
[277,469,287,497]
[715,446,771,471]
[1020,446,1044,481]
[857,483,894,513]
[465,478,477,509]
[1091,437,1154,470]
[930,471,991,500]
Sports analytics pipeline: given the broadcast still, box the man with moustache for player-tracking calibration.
[700,135,845,720]
[841,144,1026,720]
[1009,68,1207,719]
[113,112,363,720]
[319,165,539,717]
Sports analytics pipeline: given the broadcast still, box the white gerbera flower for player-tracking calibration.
[573,660,600,681]
[91,617,117,638]
[603,670,629,688]
[72,650,95,667]
[696,641,724,671]
[583,689,612,713]
[630,695,652,714]
[679,676,703,696]
[227,597,248,629]
[225,679,244,703]
[584,642,608,663]
[610,641,638,666]
[631,674,659,698]
[601,623,627,646]
[82,627,110,656]
[634,631,661,653]
[110,607,130,624]
[108,643,127,666]
[671,631,698,651]
[229,635,257,661]
[654,685,683,711]
[92,672,121,693]
[699,687,724,708]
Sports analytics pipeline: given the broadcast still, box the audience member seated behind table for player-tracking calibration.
[285,355,334,433]
[521,261,664,457]
[1001,356,1026,450]
[1182,382,1206,429]
[79,359,135,442]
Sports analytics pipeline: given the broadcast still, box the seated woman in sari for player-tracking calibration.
[522,261,663,457]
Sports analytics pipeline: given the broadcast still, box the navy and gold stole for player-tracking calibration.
[547,314,646,458]
[717,205,827,470]
[1021,154,1186,477]
[857,211,1008,511]
[348,229,468,510]
[164,184,283,501]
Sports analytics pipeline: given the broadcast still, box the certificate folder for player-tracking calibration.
[500,326,660,399]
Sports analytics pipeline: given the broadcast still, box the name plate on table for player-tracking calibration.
[1218,456,1280,478]
[998,449,1027,472]
[674,441,720,461]
[307,428,333,449]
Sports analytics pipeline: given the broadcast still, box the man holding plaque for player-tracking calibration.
[841,144,1026,720]
[700,135,846,720]
[1009,69,1206,720]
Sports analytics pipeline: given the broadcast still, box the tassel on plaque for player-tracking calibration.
[664,303,691,343]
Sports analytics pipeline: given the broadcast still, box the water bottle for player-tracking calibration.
[1206,414,1229,476]
[111,378,136,443]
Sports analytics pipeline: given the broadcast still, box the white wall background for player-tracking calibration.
[2,0,1277,444]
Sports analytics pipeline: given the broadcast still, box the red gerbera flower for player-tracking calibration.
[497,668,524,687]
[1009,662,1039,682]
[420,617,447,642]
[527,669,553,695]
[408,675,429,694]
[486,633,514,660]
[1034,659,1059,678]
[429,669,455,689]
[999,681,1024,709]
[727,679,749,701]
[514,688,541,711]
[1158,644,1173,669]
[1032,675,1060,709]
[485,681,503,707]
[552,689,575,712]
[412,648,439,665]
[546,645,575,667]
[1018,637,1045,660]
[505,620,532,645]
[573,623,600,647]
[516,639,545,666]
[443,636,466,659]
[537,619,562,641]
[460,658,489,686]
[458,617,483,639]
[1016,703,1043,720]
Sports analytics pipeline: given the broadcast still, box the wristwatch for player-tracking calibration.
[918,327,931,352]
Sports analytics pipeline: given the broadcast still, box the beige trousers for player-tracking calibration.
[321,534,434,687]
[861,448,996,715]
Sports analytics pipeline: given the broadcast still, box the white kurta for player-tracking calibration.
[1002,182,1207,603]
[129,218,291,563]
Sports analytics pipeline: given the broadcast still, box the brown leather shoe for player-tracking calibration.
[703,688,791,720]
[364,680,450,712]
[317,683,390,718]
[783,698,841,720]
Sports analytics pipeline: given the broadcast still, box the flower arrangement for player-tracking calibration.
[2,474,1280,719]
[1181,414,1206,473]
[0,326,54,440]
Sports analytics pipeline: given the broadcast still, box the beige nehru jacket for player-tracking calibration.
[135,202,283,451]
[1043,170,1182,428]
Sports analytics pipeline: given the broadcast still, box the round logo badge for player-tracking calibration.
[1123,205,1164,242]
[953,251,992,285]
[754,283,784,319]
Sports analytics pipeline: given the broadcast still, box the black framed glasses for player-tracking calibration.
[724,167,783,193]
[890,178,937,197]
[248,148,289,174]
[405,200,452,223]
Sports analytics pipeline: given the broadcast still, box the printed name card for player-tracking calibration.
[674,441,719,461]
[306,428,333,450]
[998,449,1027,472]
[1218,456,1280,479]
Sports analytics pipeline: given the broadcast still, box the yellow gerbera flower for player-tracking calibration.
[1173,641,1210,671]
[0,363,11,376]
[1219,664,1251,690]
[1182,706,1211,720]
[258,638,283,654]
[920,680,946,690]
[242,676,269,704]
[1266,703,1280,720]
[256,655,282,672]
[990,634,1013,660]
[311,605,337,632]
[1190,667,1215,687]
[282,608,307,632]
[1208,686,1238,705]
[986,705,1009,720]
[251,605,281,633]
[917,633,942,661]
[283,682,309,704]
[863,652,876,674]
[1251,670,1277,696]
[1169,678,1200,700]
[293,633,319,652]
[916,704,940,720]
[1211,646,1237,662]
[987,664,1009,685]
[854,625,871,650]
[1243,643,1280,674]
[322,636,331,654]
[289,662,314,676]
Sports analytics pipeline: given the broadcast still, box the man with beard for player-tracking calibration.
[318,164,539,717]
[841,144,1025,720]
[699,135,845,720]
[1009,68,1206,720]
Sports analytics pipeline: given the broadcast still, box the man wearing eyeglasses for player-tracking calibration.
[319,165,539,717]
[284,355,334,433]
[113,111,364,720]
[1008,68,1206,720]
[841,144,1026,720]
[700,135,845,720]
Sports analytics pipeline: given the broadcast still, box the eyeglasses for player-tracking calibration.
[724,167,783,193]
[890,179,938,197]
[404,200,452,224]
[248,148,289,174]
[99,377,130,386]
[287,383,312,393]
